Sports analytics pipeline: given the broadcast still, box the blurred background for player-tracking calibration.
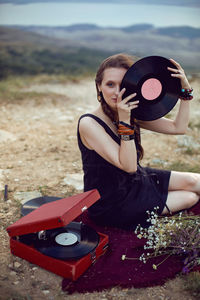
[0,0,200,79]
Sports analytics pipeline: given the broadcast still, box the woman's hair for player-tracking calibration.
[95,53,144,160]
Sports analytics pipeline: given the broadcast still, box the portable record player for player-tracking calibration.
[7,189,109,281]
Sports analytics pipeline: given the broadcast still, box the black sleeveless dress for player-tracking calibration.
[77,114,171,230]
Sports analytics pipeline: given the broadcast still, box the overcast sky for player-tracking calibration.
[0,0,199,5]
[0,0,199,27]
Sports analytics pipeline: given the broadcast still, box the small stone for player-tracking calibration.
[32,267,38,271]
[42,290,50,295]
[14,191,42,204]
[63,173,83,191]
[0,129,16,142]
[14,262,21,268]
[10,271,17,276]
[151,158,166,165]
[13,281,19,285]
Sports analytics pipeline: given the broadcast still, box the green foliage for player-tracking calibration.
[0,45,112,79]
[166,161,200,173]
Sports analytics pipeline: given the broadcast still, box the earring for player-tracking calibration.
[97,92,102,102]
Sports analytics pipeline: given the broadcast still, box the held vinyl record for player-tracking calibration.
[120,56,181,121]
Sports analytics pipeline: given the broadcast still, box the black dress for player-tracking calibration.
[77,114,171,230]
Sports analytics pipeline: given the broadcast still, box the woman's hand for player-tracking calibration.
[116,88,139,123]
[167,58,191,89]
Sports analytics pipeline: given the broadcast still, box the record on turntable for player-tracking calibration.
[120,56,181,121]
[19,221,100,260]
[20,194,100,260]
[7,190,109,280]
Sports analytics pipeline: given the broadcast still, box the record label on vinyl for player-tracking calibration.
[120,56,181,121]
[55,232,78,246]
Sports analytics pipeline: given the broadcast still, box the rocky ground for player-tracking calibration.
[0,75,200,300]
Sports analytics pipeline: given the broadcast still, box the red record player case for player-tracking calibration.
[7,189,109,281]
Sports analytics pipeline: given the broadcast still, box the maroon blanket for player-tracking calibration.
[62,202,200,294]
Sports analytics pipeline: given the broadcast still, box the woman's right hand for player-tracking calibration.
[116,88,139,123]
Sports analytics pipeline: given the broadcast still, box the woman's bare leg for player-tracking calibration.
[161,171,200,215]
[162,190,199,214]
[168,171,200,195]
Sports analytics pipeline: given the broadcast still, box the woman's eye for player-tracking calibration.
[107,82,114,87]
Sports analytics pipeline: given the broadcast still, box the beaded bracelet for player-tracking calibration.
[118,121,134,130]
[118,130,135,135]
[118,124,134,136]
[179,88,193,101]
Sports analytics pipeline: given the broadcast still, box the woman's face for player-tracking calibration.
[98,67,127,111]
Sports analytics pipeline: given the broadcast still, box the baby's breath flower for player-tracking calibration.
[121,254,126,261]
[137,234,143,239]
[130,209,200,273]
[152,264,157,270]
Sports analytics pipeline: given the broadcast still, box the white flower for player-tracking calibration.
[121,255,126,261]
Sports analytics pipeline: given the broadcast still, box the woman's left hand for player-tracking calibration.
[167,58,191,89]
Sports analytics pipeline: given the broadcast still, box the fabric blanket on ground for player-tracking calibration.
[62,202,200,294]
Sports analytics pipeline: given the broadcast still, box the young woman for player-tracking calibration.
[77,53,200,229]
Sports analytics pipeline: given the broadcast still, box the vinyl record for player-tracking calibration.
[120,56,181,121]
[32,222,100,260]
[21,196,62,216]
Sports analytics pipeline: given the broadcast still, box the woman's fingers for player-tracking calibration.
[126,100,139,110]
[123,92,137,104]
[167,68,184,78]
[168,58,184,77]
[169,58,181,67]
[167,59,190,88]
[117,97,139,112]
[117,88,126,103]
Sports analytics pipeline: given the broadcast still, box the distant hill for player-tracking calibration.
[0,26,113,78]
[1,24,200,78]
[10,23,200,40]
[6,23,200,71]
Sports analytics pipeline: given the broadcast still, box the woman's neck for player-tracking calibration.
[93,106,118,124]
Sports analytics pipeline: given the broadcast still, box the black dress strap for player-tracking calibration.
[78,114,120,144]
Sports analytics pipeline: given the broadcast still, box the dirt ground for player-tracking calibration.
[0,76,200,300]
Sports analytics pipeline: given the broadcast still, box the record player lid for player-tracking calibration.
[7,189,100,237]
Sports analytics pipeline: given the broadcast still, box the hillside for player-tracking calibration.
[1,24,200,78]
[0,26,113,78]
[5,23,200,71]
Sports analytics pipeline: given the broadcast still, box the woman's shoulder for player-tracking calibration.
[79,112,97,123]
[79,109,104,125]
[79,112,102,132]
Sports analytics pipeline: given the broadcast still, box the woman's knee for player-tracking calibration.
[169,171,199,191]
[184,191,199,208]
[185,174,198,190]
